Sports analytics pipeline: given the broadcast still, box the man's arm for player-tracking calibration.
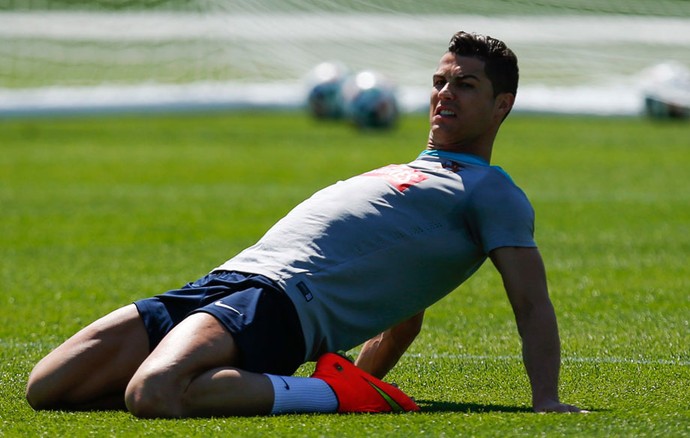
[490,246,583,413]
[354,311,425,379]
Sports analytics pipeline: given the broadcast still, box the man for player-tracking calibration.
[26,31,583,417]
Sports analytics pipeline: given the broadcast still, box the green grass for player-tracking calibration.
[1,112,689,436]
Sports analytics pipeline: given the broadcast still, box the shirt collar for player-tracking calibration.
[418,149,489,166]
[418,149,514,183]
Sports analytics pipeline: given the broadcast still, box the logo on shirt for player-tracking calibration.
[441,160,463,173]
[361,164,427,192]
[296,281,314,302]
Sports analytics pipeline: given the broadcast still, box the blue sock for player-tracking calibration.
[265,374,338,414]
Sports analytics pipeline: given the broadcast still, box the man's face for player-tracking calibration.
[428,53,507,149]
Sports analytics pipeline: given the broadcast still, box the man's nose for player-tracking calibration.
[438,83,453,99]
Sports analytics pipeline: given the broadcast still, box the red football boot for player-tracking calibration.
[311,352,420,413]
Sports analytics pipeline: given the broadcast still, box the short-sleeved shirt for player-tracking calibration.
[215,150,536,361]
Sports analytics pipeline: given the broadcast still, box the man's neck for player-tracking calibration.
[425,141,492,163]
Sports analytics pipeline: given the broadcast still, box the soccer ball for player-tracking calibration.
[641,61,690,119]
[343,70,399,129]
[305,61,350,119]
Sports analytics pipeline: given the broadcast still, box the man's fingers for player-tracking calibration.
[536,401,589,413]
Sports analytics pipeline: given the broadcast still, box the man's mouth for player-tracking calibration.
[435,107,456,118]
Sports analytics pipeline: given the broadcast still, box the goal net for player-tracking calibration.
[1,0,689,116]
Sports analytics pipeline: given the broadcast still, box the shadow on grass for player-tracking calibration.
[415,399,532,414]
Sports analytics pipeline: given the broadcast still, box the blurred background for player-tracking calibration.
[1,0,689,119]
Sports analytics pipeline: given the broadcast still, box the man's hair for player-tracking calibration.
[448,31,519,97]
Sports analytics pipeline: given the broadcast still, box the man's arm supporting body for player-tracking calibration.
[490,246,582,413]
[354,246,583,413]
[355,311,425,379]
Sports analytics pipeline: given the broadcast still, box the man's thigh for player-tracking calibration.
[132,311,239,381]
[136,271,305,376]
[26,304,150,410]
[125,312,275,417]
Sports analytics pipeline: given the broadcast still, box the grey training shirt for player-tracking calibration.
[215,150,536,361]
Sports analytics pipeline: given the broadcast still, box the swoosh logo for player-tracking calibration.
[366,380,404,413]
[213,300,243,316]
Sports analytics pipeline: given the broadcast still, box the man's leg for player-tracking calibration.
[26,304,150,410]
[123,312,420,418]
[124,311,276,418]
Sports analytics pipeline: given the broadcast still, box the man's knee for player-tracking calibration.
[25,367,56,410]
[25,305,149,411]
[124,372,183,418]
[25,350,75,410]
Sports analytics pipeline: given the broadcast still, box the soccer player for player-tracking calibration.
[26,31,584,417]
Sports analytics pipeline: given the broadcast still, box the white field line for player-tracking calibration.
[0,81,645,116]
[5,341,688,366]
[405,353,690,367]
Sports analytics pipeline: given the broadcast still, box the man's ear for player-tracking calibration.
[495,93,516,120]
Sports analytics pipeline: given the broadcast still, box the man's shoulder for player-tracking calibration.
[453,162,520,192]
[467,166,532,210]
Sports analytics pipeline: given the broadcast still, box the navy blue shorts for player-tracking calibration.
[133,271,306,376]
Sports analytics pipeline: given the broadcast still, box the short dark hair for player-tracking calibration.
[448,31,519,97]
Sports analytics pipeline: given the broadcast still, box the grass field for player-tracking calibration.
[1,112,689,436]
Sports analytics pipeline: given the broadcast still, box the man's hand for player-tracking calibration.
[534,398,588,413]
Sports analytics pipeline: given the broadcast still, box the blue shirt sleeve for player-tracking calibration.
[467,169,536,253]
